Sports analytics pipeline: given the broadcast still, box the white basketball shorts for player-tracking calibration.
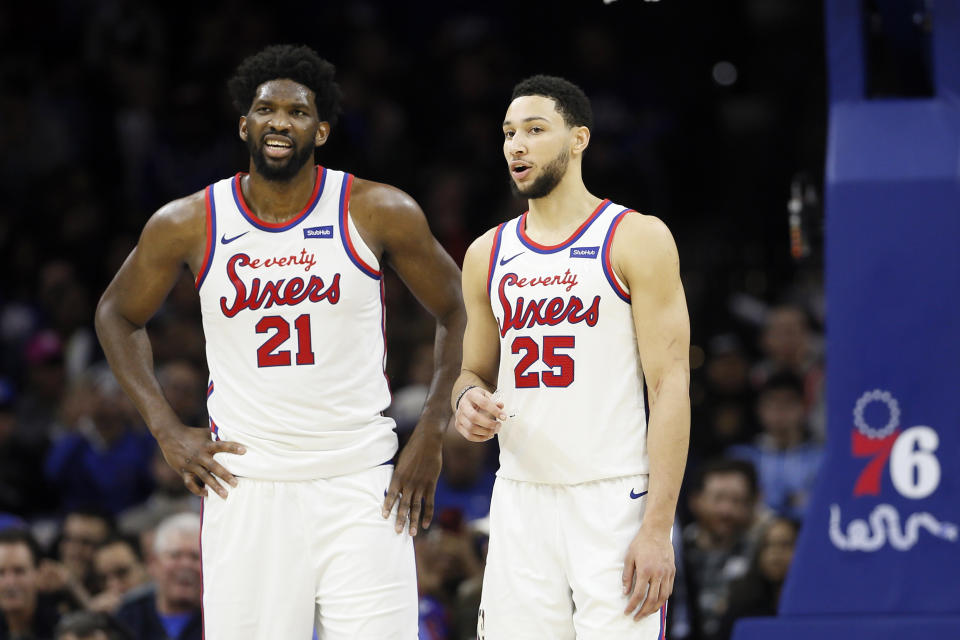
[479,474,667,639]
[200,464,417,639]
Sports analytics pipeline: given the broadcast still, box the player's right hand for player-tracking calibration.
[156,423,245,499]
[454,387,505,442]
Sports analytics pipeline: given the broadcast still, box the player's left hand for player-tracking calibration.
[622,527,675,621]
[381,422,443,536]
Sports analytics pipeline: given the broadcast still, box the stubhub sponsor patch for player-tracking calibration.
[570,246,599,259]
[304,225,334,239]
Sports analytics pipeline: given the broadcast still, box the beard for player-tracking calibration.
[509,149,570,200]
[247,135,316,182]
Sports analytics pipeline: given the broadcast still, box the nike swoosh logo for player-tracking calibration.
[499,251,524,266]
[629,489,648,500]
[220,231,249,245]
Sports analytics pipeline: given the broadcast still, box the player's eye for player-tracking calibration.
[504,130,515,139]
[530,126,543,134]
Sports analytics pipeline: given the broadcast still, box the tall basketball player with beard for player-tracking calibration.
[96,45,465,639]
[453,75,690,638]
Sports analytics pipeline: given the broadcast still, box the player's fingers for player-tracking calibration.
[625,571,650,615]
[194,465,229,499]
[208,441,246,457]
[381,477,402,519]
[200,458,239,488]
[182,472,208,497]
[464,403,500,429]
[635,578,662,620]
[421,488,436,530]
[395,488,413,534]
[621,558,636,596]
[408,492,423,536]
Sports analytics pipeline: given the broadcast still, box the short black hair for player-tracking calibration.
[97,534,143,561]
[759,371,805,399]
[0,527,43,567]
[690,458,759,497]
[511,75,593,130]
[228,44,342,126]
[55,611,133,640]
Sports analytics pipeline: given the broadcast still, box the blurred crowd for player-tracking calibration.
[1,1,827,638]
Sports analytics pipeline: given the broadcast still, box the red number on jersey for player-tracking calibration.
[512,336,540,388]
[511,335,576,388]
[256,315,314,367]
[541,336,575,387]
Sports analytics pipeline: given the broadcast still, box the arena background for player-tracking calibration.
[3,1,955,639]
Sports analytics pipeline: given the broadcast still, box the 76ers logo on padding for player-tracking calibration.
[829,389,957,552]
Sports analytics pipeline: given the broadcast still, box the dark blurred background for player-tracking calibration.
[0,1,829,638]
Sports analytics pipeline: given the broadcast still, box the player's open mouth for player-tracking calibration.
[510,162,532,180]
[264,135,294,159]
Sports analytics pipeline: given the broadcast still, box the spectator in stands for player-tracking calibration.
[727,372,822,520]
[115,513,201,640]
[44,367,155,515]
[0,528,66,640]
[38,510,113,608]
[692,334,758,461]
[720,517,800,639]
[88,538,148,613]
[16,331,68,447]
[683,459,760,640]
[54,611,132,640]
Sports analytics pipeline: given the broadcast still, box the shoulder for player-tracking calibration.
[348,177,422,223]
[143,190,207,244]
[614,211,677,256]
[610,210,680,283]
[462,225,505,276]
[345,177,429,256]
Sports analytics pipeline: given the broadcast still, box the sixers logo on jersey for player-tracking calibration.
[496,270,599,338]
[220,251,341,318]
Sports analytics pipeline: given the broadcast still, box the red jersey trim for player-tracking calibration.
[516,198,612,253]
[195,185,217,290]
[231,165,325,232]
[338,173,381,279]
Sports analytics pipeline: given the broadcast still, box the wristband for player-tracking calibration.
[455,385,478,410]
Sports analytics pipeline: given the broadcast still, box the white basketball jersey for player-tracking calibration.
[194,166,396,481]
[487,199,648,485]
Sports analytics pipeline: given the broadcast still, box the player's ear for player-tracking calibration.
[315,122,331,148]
[239,117,248,142]
[571,126,590,156]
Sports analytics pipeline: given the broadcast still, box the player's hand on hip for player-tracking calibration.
[156,423,245,499]
[454,387,505,442]
[382,423,443,536]
[622,527,675,621]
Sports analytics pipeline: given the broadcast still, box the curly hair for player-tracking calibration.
[228,44,342,126]
[511,75,593,130]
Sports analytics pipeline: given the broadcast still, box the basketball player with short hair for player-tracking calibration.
[453,75,690,638]
[95,44,465,639]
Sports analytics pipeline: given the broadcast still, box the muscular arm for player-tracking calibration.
[452,230,506,441]
[349,179,466,534]
[94,193,243,498]
[614,213,691,619]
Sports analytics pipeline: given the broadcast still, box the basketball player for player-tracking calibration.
[95,45,465,639]
[453,76,690,638]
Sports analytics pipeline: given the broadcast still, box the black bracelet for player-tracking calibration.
[455,385,478,410]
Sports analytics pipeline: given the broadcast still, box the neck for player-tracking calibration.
[156,593,194,617]
[242,162,317,223]
[770,430,804,450]
[697,526,737,552]
[526,168,601,231]
[4,601,36,634]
